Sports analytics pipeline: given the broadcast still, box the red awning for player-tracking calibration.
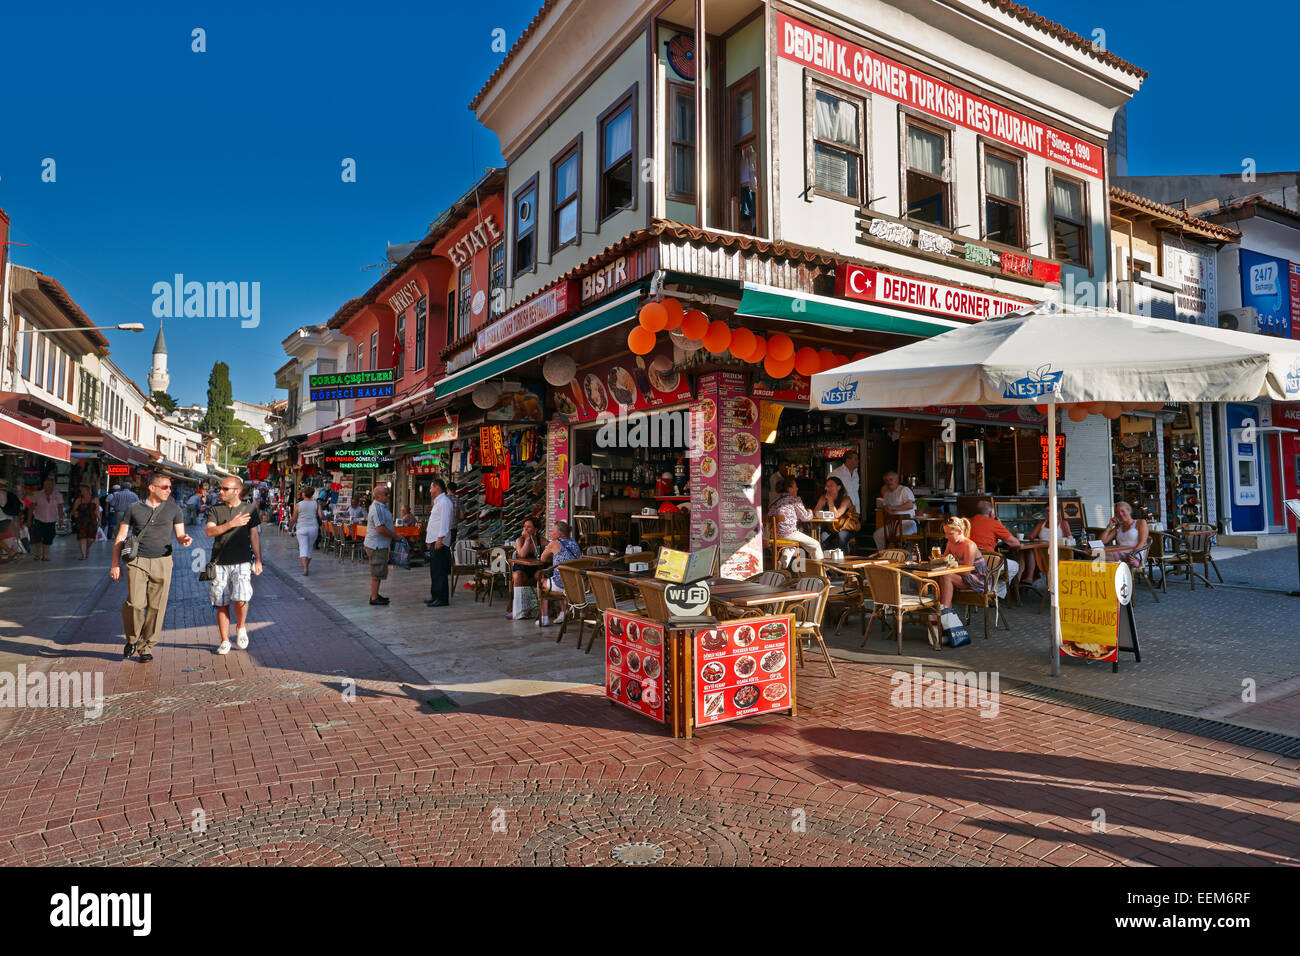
[0,412,71,462]
[301,414,369,450]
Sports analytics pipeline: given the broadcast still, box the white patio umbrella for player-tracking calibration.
[810,303,1300,675]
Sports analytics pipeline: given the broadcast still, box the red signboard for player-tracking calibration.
[476,280,578,356]
[694,615,793,727]
[105,464,131,476]
[1290,264,1300,341]
[751,372,811,403]
[836,263,1029,321]
[554,343,693,423]
[422,418,457,444]
[777,12,1103,179]
[604,610,666,723]
[1040,433,1066,481]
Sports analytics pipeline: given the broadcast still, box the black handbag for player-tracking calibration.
[120,503,163,564]
[199,514,229,581]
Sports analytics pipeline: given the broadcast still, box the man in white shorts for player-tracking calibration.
[205,478,263,655]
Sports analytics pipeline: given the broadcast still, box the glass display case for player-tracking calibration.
[959,494,1086,539]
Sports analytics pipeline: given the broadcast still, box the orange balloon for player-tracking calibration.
[794,347,819,377]
[1080,402,1099,412]
[1035,403,1049,415]
[852,351,869,362]
[764,354,795,379]
[748,336,767,363]
[767,333,794,362]
[660,298,684,332]
[1067,405,1089,422]
[681,309,709,341]
[1102,403,1123,419]
[729,327,756,361]
[639,301,668,333]
[627,325,656,355]
[702,320,732,354]
[816,349,835,371]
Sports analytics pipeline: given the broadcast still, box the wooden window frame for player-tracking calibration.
[597,84,638,227]
[445,291,456,348]
[1046,168,1091,271]
[488,241,506,318]
[899,109,954,230]
[667,80,696,203]
[549,134,583,255]
[803,71,869,206]
[511,172,539,278]
[394,313,405,382]
[977,139,1027,250]
[457,263,473,339]
[727,69,762,235]
[413,297,426,372]
[369,331,377,372]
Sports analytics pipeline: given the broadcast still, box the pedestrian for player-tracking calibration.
[425,478,453,607]
[291,485,320,576]
[205,478,262,655]
[111,474,192,663]
[364,483,398,606]
[71,484,101,559]
[447,481,461,549]
[29,475,64,562]
[108,483,139,533]
[0,479,24,560]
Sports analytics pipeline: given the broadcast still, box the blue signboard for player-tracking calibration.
[1239,249,1292,337]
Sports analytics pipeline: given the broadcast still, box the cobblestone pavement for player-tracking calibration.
[0,528,1297,866]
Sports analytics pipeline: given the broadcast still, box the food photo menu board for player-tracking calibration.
[694,615,794,727]
[690,371,764,579]
[548,419,569,527]
[604,610,666,723]
[557,344,694,423]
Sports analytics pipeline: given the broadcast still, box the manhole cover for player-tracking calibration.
[610,842,665,866]
[181,666,206,673]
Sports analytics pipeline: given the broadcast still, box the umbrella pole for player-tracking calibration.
[1048,395,1061,678]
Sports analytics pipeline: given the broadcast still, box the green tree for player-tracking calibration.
[228,421,266,463]
[198,362,235,440]
[152,390,177,412]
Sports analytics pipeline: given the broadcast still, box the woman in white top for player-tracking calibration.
[291,486,320,576]
[1101,500,1149,570]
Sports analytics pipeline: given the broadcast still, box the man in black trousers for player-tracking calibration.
[424,478,453,607]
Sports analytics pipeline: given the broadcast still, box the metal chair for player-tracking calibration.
[1165,523,1220,590]
[953,551,1012,638]
[476,547,511,606]
[789,576,836,677]
[860,563,941,654]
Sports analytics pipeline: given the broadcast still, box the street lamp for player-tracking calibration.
[18,322,144,334]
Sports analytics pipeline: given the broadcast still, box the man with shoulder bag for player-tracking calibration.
[205,478,263,655]
[111,474,192,663]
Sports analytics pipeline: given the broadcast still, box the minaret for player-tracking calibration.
[147,320,169,394]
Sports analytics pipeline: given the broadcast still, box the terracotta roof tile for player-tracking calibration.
[1109,186,1241,242]
[1217,194,1300,224]
[34,274,111,350]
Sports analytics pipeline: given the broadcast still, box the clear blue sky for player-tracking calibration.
[1,0,1293,407]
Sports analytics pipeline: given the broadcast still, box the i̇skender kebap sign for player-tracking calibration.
[778,13,1103,179]
[309,369,395,402]
[836,264,1030,321]
[323,446,386,470]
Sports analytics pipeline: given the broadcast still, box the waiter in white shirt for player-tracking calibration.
[828,451,861,512]
[425,478,454,607]
[873,470,918,549]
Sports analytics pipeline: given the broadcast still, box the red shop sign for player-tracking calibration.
[694,615,793,727]
[476,280,578,356]
[836,263,1029,321]
[604,610,666,723]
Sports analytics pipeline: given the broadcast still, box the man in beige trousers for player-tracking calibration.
[111,473,192,663]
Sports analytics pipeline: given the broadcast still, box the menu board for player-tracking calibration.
[752,371,811,403]
[1057,560,1120,663]
[694,615,793,727]
[655,546,714,583]
[548,419,569,528]
[555,344,694,423]
[691,371,763,579]
[604,610,666,723]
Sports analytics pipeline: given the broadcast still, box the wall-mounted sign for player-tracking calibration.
[447,216,502,268]
[1040,433,1066,481]
[105,464,131,476]
[444,343,479,375]
[308,369,395,402]
[1239,249,1292,337]
[1001,252,1060,284]
[1290,264,1300,341]
[476,280,578,356]
[1162,238,1217,326]
[386,279,422,316]
[581,256,631,303]
[777,12,1103,178]
[324,446,386,470]
[835,264,1029,322]
[422,417,458,444]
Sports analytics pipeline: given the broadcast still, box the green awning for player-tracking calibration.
[735,282,962,339]
[434,287,644,399]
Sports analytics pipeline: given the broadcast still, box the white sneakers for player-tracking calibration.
[236,627,250,650]
[217,639,232,655]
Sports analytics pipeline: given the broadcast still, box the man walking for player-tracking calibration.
[425,478,453,607]
[364,483,398,606]
[29,475,64,561]
[111,474,191,663]
[205,478,263,655]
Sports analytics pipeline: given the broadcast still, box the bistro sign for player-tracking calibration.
[309,369,395,402]
[476,280,578,356]
[835,264,1029,321]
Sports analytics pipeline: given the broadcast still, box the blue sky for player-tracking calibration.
[1,0,1294,406]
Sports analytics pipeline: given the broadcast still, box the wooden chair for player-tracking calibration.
[789,576,836,677]
[747,570,789,588]
[1165,523,1220,590]
[476,547,511,606]
[587,573,641,654]
[555,563,600,650]
[870,548,909,563]
[660,511,688,550]
[767,513,810,573]
[953,552,1012,639]
[860,564,940,654]
[573,513,599,549]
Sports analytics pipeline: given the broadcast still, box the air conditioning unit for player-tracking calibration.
[1218,307,1257,331]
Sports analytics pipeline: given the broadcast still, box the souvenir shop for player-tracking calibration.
[1110,405,1211,529]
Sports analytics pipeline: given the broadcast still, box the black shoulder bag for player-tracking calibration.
[120,503,164,564]
[199,508,231,581]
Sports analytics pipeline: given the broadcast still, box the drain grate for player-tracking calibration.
[611,842,666,865]
[1007,684,1300,759]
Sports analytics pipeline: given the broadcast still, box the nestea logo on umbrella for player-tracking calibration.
[1003,364,1063,399]
[820,378,859,405]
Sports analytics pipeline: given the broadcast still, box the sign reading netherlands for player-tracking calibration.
[323,446,386,470]
[309,369,395,402]
[1057,560,1119,663]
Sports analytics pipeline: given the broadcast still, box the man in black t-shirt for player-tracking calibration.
[111,473,192,663]
[205,478,263,656]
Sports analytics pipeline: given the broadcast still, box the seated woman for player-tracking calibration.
[812,476,859,553]
[769,477,823,560]
[936,516,988,610]
[1021,504,1073,584]
[508,516,549,620]
[537,520,582,627]
[1100,500,1149,569]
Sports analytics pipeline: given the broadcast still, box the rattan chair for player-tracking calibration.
[860,563,941,654]
[573,513,599,549]
[789,576,836,676]
[555,563,600,650]
[953,551,1011,639]
[1165,523,1220,590]
[587,572,641,654]
[747,570,790,587]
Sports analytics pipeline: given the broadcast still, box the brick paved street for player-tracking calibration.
[0,528,1297,866]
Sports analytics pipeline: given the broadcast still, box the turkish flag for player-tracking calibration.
[391,332,404,367]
